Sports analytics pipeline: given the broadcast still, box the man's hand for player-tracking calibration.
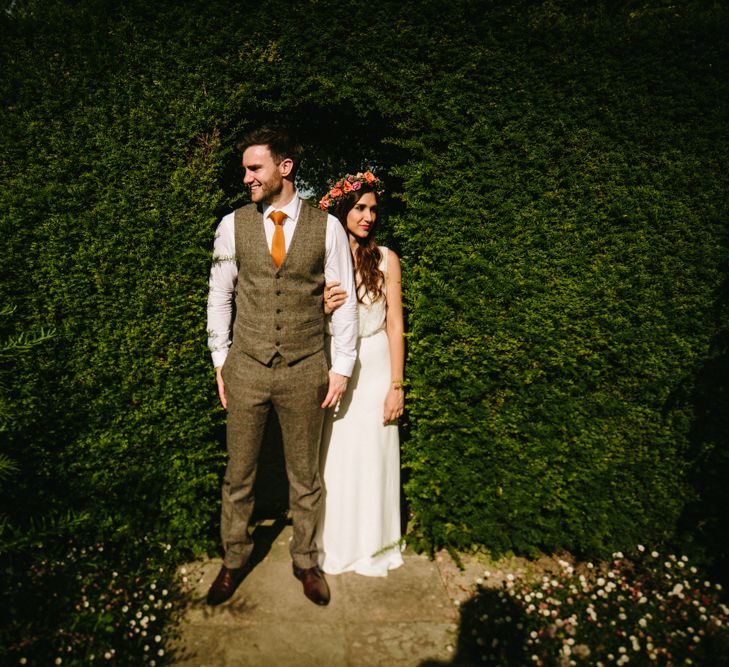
[215,366,227,410]
[321,371,348,408]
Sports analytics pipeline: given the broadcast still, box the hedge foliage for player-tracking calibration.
[1,0,728,621]
[393,2,729,559]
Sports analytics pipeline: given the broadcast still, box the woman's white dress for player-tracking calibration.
[318,248,404,576]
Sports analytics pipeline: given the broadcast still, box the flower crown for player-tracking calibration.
[318,171,385,212]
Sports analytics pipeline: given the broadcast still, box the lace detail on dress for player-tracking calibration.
[358,247,387,338]
[326,247,389,338]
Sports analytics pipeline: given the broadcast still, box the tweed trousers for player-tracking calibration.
[220,348,329,569]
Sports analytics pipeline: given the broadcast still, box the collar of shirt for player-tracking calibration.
[263,192,301,224]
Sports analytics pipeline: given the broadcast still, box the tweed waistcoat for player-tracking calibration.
[230,202,327,366]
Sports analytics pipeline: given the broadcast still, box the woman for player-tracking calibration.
[316,171,405,576]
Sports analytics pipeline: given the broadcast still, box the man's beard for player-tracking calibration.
[254,173,284,205]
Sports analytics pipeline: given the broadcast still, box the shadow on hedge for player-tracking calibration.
[680,273,729,587]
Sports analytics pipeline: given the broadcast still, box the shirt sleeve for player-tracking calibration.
[207,212,238,368]
[325,214,358,376]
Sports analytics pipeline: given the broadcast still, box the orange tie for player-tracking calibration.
[269,210,287,268]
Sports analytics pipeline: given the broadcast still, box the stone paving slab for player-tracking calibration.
[173,521,462,666]
[343,622,458,666]
[177,622,349,667]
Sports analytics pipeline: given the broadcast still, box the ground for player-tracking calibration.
[172,519,566,666]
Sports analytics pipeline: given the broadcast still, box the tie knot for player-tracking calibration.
[269,210,287,226]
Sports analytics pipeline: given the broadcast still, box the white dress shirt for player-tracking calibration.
[207,193,358,377]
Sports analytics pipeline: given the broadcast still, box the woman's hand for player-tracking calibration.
[383,384,404,424]
[324,281,348,314]
[215,366,227,410]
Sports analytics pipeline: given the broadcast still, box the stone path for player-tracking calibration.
[172,519,484,667]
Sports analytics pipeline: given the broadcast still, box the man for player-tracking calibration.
[206,125,358,606]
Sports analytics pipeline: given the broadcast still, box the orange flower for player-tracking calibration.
[320,172,385,211]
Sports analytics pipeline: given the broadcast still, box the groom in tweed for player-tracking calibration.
[206,125,358,606]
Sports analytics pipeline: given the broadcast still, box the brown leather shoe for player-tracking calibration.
[206,564,250,606]
[293,564,331,606]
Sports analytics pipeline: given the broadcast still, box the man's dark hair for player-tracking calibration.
[236,125,304,179]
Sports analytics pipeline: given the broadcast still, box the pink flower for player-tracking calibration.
[352,180,361,190]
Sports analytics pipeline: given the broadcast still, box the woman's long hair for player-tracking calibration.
[332,185,385,303]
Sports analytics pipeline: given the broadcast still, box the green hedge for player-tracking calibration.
[395,2,729,557]
[1,0,727,582]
